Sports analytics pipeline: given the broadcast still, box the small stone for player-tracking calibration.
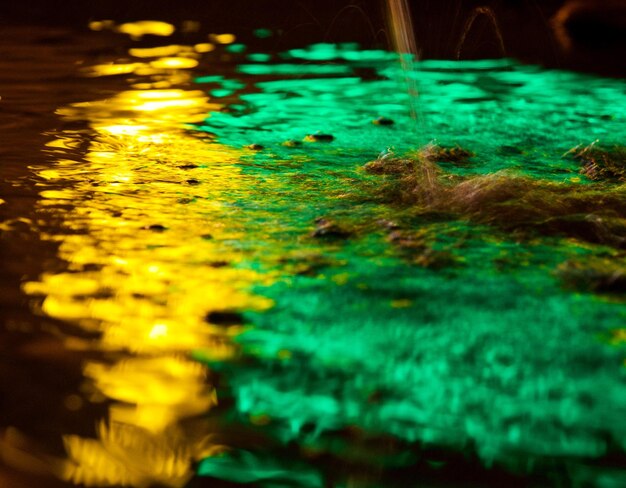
[246,144,264,150]
[282,139,302,148]
[200,233,213,240]
[372,116,394,126]
[205,310,244,325]
[311,217,351,239]
[145,224,167,231]
[304,132,334,142]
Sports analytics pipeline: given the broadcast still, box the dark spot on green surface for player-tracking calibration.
[282,139,303,148]
[311,217,352,239]
[372,116,394,126]
[304,133,334,142]
[205,310,245,326]
[246,144,264,150]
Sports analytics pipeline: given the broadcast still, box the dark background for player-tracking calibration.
[1,0,625,75]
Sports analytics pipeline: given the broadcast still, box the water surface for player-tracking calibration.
[1,21,626,488]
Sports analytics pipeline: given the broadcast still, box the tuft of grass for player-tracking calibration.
[363,145,626,246]
[556,256,626,294]
[427,144,475,164]
[566,141,626,182]
[387,228,459,269]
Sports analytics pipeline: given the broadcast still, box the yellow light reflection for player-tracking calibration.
[117,21,175,40]
[149,323,168,339]
[88,20,115,32]
[25,32,274,486]
[129,45,191,58]
[87,63,147,77]
[150,57,199,70]
[194,43,215,53]
[209,33,236,44]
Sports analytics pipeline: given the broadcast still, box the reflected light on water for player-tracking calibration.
[22,37,272,486]
[116,21,176,40]
[129,45,193,58]
[209,33,236,45]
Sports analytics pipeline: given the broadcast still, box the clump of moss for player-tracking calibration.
[362,146,626,246]
[567,142,626,182]
[387,229,459,269]
[556,256,626,294]
[426,144,474,164]
[363,157,417,176]
[310,217,353,240]
[363,145,457,205]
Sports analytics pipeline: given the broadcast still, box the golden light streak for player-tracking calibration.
[25,32,274,486]
[129,45,192,58]
[209,33,236,44]
[117,21,175,40]
[149,57,199,70]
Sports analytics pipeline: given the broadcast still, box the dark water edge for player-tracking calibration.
[1,0,625,76]
[0,26,124,488]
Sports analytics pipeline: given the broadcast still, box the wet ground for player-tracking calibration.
[1,20,626,488]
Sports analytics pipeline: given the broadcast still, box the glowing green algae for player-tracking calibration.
[247,53,272,62]
[237,64,352,76]
[191,43,626,486]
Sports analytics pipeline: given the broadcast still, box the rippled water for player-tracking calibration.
[1,20,626,488]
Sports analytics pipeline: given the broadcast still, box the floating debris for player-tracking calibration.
[144,224,167,232]
[282,139,303,148]
[304,132,334,143]
[246,143,264,150]
[205,310,244,326]
[372,116,394,126]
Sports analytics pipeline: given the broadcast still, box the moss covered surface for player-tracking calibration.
[190,45,626,487]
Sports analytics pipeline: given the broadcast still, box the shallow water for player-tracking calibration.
[1,21,626,488]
